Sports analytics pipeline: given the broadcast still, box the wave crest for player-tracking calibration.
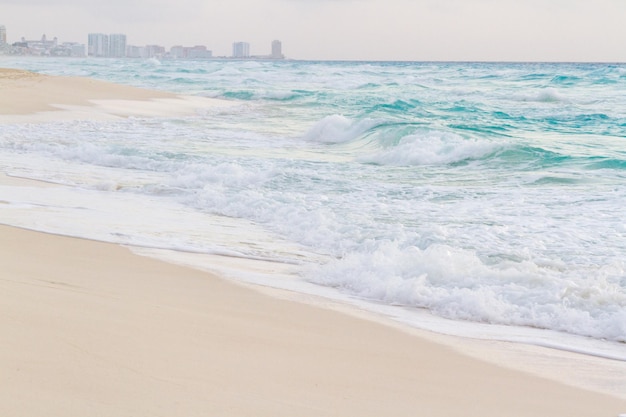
[359,131,499,166]
[515,87,566,103]
[302,115,379,143]
[309,242,626,343]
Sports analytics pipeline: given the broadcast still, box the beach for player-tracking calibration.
[0,67,229,122]
[1,68,625,416]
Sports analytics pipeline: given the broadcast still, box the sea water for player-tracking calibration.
[1,58,625,362]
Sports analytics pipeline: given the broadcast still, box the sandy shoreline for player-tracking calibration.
[1,68,625,416]
[0,67,232,122]
[2,224,624,416]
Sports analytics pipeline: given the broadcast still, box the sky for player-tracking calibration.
[2,0,626,62]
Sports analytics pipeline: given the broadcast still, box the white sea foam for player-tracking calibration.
[359,130,499,166]
[3,116,625,349]
[2,58,626,371]
[308,242,626,342]
[303,114,378,143]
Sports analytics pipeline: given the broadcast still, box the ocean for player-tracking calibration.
[1,57,625,360]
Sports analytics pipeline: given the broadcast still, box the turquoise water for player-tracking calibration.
[1,58,625,355]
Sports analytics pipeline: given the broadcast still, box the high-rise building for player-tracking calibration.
[232,42,250,58]
[88,33,109,57]
[109,34,127,58]
[0,25,7,45]
[271,40,284,59]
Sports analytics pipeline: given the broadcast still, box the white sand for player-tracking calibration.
[2,225,625,417]
[0,68,233,122]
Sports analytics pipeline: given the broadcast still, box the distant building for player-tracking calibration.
[16,34,58,55]
[50,42,86,57]
[109,33,127,58]
[187,45,212,59]
[170,45,185,59]
[88,33,109,57]
[0,29,81,56]
[126,45,143,58]
[232,42,250,58]
[144,44,166,59]
[169,45,212,59]
[71,43,86,57]
[124,44,164,59]
[271,40,284,59]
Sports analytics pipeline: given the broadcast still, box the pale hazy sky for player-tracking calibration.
[3,0,626,61]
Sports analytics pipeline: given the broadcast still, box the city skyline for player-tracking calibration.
[1,23,285,60]
[2,0,626,62]
[0,27,285,60]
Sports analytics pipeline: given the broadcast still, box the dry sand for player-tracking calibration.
[0,67,174,114]
[0,67,231,122]
[1,68,625,416]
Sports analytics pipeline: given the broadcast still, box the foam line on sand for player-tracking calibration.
[1,225,625,417]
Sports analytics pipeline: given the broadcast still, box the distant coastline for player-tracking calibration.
[0,28,285,60]
[3,55,626,65]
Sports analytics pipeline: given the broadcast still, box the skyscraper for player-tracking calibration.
[88,33,109,57]
[109,34,127,58]
[0,26,6,45]
[232,42,250,58]
[271,40,284,59]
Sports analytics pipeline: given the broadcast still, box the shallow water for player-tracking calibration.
[1,57,625,360]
